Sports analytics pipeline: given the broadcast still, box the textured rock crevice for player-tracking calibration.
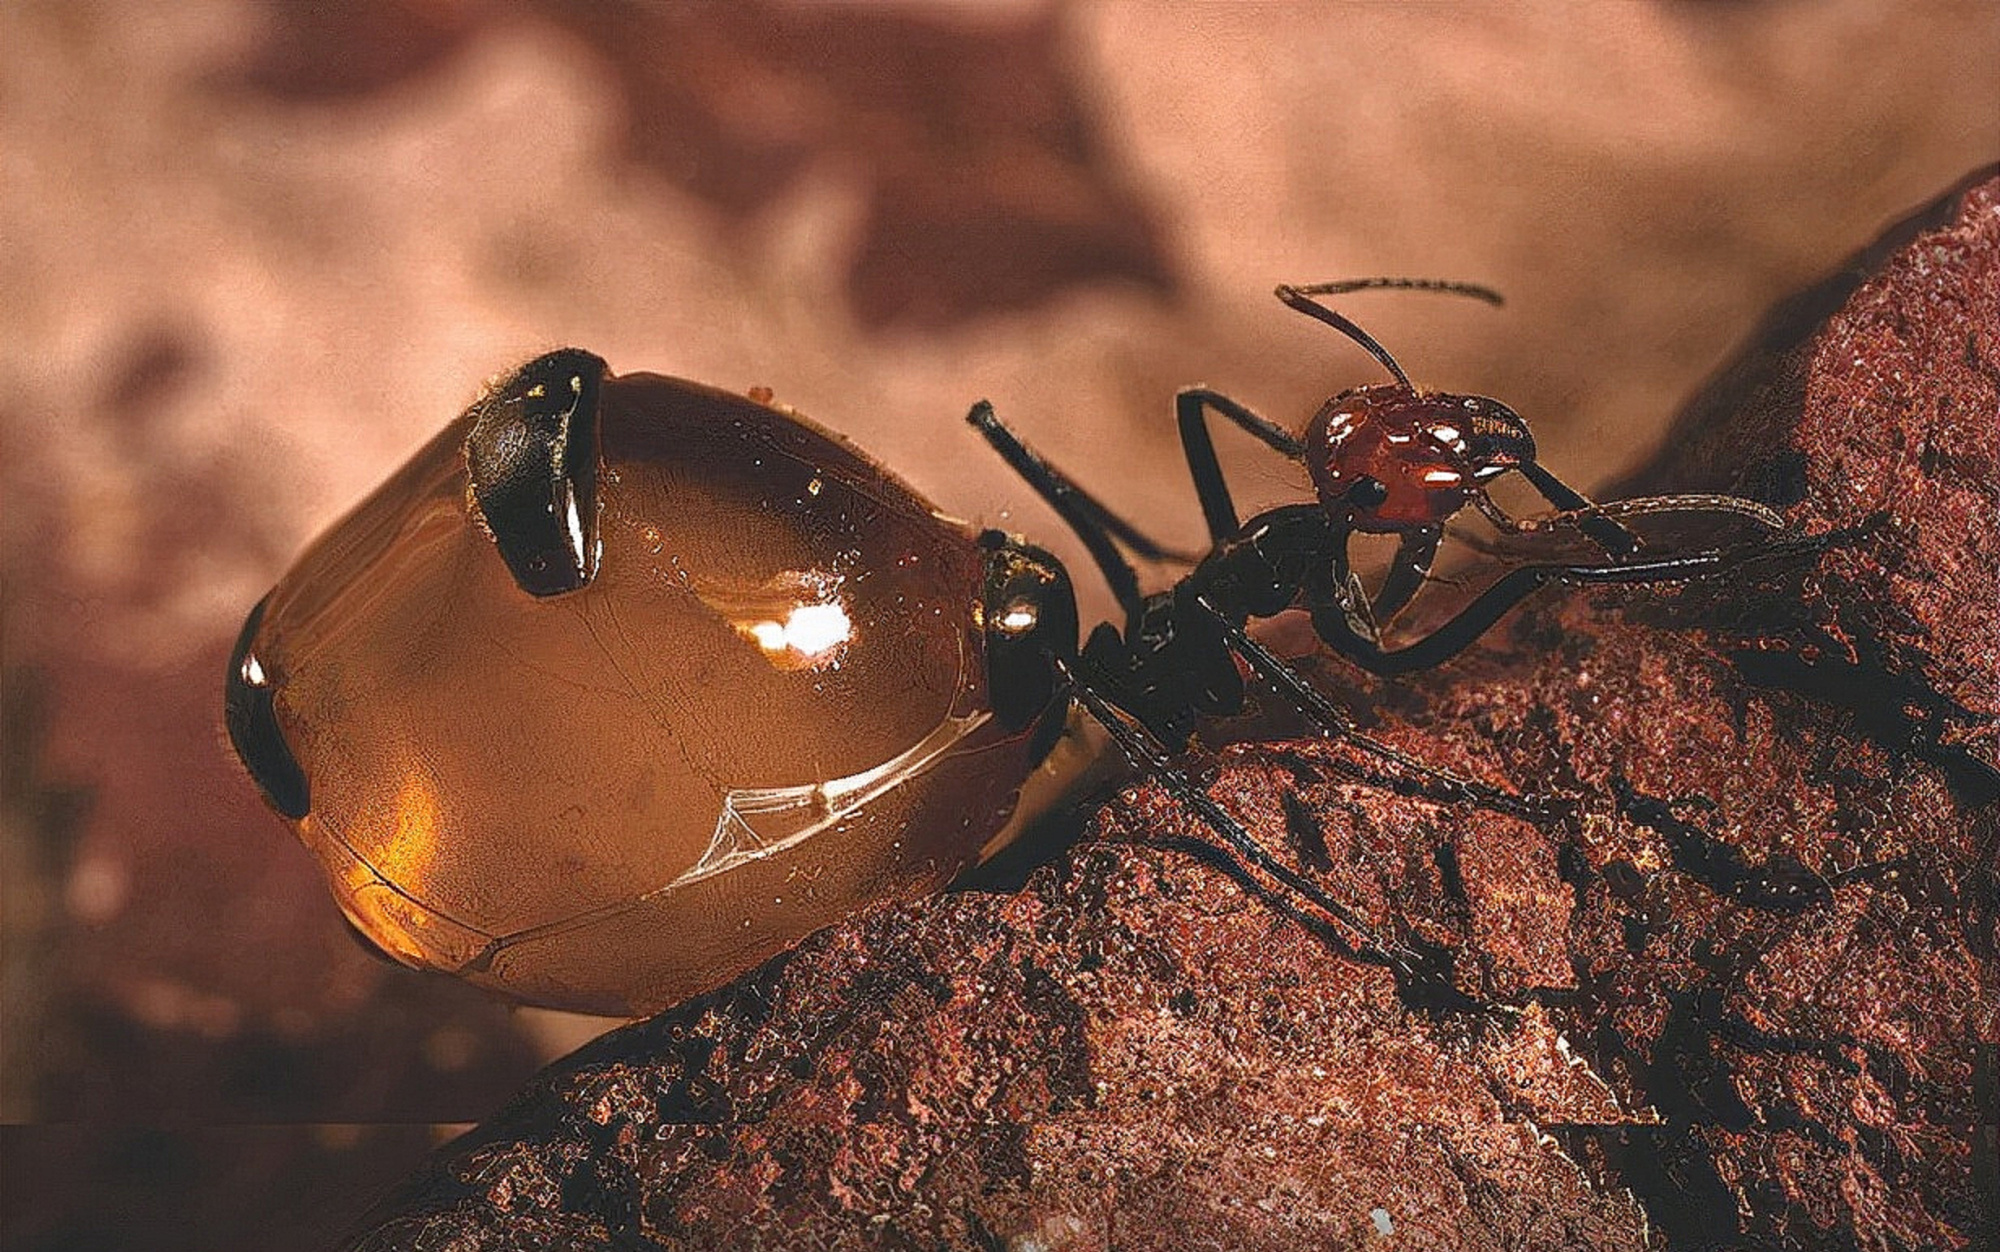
[346,172,1996,1251]
[1612,161,1999,790]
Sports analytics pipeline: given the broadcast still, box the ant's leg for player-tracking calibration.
[1483,491,1788,541]
[1557,530,1840,584]
[966,401,1196,563]
[1510,462,1644,557]
[1189,595,1555,820]
[1310,531,1842,678]
[1321,531,1383,648]
[1051,656,1418,976]
[1372,526,1443,627]
[967,401,1150,623]
[1176,388,1304,544]
[1310,559,1578,677]
[1585,494,1785,530]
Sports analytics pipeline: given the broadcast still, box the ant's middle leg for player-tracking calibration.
[1051,655,1424,978]
[1176,388,1305,545]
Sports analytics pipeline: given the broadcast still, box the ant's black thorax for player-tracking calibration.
[1083,506,1337,743]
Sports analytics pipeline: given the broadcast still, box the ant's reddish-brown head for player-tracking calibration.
[1302,388,1535,532]
[1276,280,1541,534]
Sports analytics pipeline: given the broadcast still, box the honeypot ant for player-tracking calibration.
[224,283,1821,1015]
[964,279,1822,974]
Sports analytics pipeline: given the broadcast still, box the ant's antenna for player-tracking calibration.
[1276,278,1504,391]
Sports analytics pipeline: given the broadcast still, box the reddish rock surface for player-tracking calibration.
[1611,163,2000,779]
[5,6,1994,1247]
[339,179,1997,1249]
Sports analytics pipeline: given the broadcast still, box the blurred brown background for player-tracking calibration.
[1,2,1994,1249]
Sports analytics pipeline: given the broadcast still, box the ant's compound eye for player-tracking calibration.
[1347,476,1390,509]
[223,593,310,819]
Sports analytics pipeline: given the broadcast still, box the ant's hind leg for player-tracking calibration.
[1189,595,1557,821]
[966,401,1194,564]
[968,401,1154,623]
[1051,656,1421,977]
[1176,388,1305,544]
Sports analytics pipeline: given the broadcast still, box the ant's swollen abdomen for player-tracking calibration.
[225,352,1054,1015]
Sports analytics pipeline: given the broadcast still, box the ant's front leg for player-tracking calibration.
[1307,549,1562,678]
[1313,524,1387,651]
[1477,490,1788,548]
[1372,526,1443,627]
[1310,530,1845,678]
[1507,461,1644,557]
